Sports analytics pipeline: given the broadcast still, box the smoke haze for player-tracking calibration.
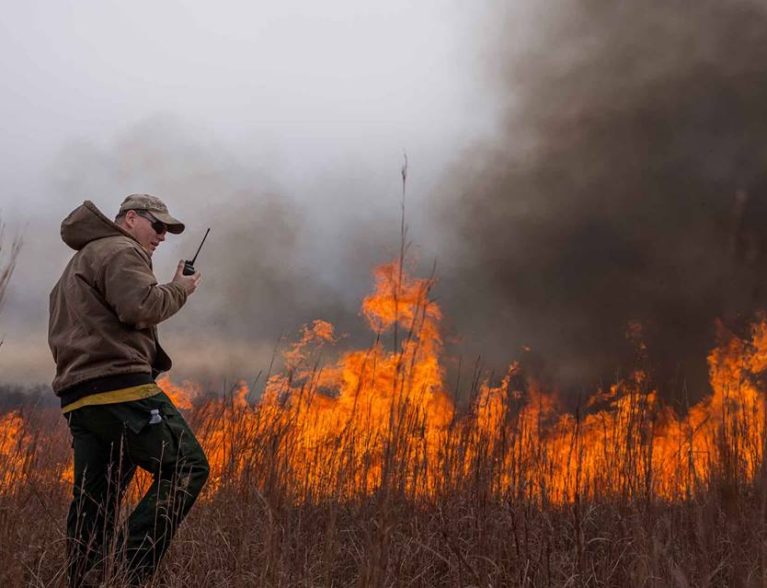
[0,118,419,385]
[0,1,495,387]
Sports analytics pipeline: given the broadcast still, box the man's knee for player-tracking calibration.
[175,444,209,497]
[190,446,210,490]
[198,450,210,482]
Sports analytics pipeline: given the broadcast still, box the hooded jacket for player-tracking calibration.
[48,201,188,399]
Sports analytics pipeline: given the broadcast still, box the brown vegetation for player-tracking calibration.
[0,220,21,321]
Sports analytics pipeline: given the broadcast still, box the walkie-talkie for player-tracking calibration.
[183,228,211,276]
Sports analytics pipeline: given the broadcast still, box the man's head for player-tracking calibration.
[114,194,185,256]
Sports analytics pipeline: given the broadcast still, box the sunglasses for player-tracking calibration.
[135,211,168,234]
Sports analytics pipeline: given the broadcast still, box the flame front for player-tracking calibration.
[188,261,454,500]
[2,260,767,505]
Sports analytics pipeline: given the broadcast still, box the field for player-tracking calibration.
[3,260,767,586]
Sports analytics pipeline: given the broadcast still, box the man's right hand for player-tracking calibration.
[172,260,201,295]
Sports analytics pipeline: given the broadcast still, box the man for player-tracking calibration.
[48,194,210,587]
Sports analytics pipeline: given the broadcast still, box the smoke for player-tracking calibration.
[437,0,767,397]
[0,116,402,384]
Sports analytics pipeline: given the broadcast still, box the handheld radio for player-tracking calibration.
[182,228,211,276]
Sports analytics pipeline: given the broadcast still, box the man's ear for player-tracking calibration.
[123,210,137,228]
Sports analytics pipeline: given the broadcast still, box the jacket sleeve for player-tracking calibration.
[101,246,188,329]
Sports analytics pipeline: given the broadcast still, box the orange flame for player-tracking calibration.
[2,260,767,506]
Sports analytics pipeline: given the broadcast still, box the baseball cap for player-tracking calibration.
[118,194,185,234]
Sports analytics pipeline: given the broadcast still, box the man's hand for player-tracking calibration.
[172,260,201,295]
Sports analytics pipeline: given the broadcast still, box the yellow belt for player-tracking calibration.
[62,383,161,414]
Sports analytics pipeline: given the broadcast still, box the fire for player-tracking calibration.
[0,411,29,489]
[176,262,454,499]
[154,260,767,503]
[157,375,199,410]
[0,407,72,494]
[2,260,767,505]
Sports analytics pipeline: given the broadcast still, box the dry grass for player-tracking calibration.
[3,383,767,588]
[0,221,20,313]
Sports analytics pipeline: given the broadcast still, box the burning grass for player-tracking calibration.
[4,260,767,585]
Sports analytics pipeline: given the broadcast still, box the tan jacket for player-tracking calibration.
[48,201,188,395]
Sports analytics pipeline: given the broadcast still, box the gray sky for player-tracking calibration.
[0,1,501,385]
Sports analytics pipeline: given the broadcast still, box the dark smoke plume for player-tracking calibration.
[440,0,767,397]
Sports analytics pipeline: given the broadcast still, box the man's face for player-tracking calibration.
[122,210,167,256]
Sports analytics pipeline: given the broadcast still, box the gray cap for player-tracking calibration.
[118,194,185,234]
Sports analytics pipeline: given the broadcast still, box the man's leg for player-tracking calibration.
[118,393,210,584]
[66,411,136,588]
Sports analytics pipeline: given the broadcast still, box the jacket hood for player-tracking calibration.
[61,200,136,251]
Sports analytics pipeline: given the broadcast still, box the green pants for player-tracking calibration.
[65,392,209,587]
